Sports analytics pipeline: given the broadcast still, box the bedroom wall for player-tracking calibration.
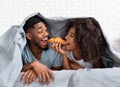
[0,0,120,43]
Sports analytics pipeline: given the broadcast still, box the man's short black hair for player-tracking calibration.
[23,15,46,33]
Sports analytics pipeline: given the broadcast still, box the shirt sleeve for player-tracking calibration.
[21,50,28,65]
[21,49,31,65]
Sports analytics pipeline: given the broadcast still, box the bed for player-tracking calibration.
[0,12,120,87]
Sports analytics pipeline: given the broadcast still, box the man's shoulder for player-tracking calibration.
[22,44,30,55]
[22,44,28,51]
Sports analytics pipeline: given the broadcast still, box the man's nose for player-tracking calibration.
[44,30,49,36]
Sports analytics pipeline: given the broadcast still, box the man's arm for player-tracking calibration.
[22,62,33,72]
[22,61,55,85]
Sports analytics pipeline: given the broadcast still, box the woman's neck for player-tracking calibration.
[72,49,82,60]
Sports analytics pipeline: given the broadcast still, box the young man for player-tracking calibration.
[21,15,62,85]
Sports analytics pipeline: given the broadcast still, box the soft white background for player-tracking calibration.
[0,0,120,43]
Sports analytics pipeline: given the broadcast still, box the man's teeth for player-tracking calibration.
[42,38,48,41]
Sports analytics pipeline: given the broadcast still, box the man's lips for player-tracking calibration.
[41,37,48,45]
[41,40,47,43]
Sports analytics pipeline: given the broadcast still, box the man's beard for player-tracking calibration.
[34,42,48,50]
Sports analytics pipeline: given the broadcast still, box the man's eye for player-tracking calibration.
[38,30,42,33]
[38,32,42,34]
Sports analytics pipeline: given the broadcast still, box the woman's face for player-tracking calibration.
[65,27,78,51]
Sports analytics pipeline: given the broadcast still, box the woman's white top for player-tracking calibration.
[67,51,92,68]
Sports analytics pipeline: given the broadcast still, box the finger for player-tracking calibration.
[41,73,46,84]
[32,73,37,82]
[38,74,42,82]
[48,69,55,81]
[58,42,62,50]
[21,72,26,83]
[28,71,35,84]
[45,72,51,85]
[25,70,33,84]
[51,43,56,50]
[56,41,62,52]
[55,41,59,52]
[21,71,29,84]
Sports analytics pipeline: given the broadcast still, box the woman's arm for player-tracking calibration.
[52,66,63,70]
[62,54,71,69]
[51,42,71,69]
[69,60,84,70]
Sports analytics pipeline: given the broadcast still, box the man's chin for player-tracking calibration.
[41,45,48,50]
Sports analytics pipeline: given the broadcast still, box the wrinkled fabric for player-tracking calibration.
[0,25,26,87]
[68,68,120,87]
[0,12,120,87]
[14,70,75,87]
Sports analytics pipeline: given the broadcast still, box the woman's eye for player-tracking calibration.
[46,30,49,32]
[70,35,73,37]
[39,26,42,29]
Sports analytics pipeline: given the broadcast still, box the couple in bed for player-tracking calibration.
[21,15,107,85]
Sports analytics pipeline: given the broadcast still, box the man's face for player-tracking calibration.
[27,22,49,50]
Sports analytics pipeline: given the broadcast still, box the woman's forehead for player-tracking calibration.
[69,27,75,33]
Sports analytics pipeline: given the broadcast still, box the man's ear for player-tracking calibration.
[26,33,32,40]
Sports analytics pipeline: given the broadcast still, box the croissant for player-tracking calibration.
[48,37,67,45]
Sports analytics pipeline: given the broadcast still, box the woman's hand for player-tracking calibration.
[21,69,37,84]
[51,41,66,56]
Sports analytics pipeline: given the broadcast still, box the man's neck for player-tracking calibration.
[28,44,42,60]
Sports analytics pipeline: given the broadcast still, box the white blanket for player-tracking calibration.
[14,68,120,87]
[14,70,75,87]
[0,12,120,87]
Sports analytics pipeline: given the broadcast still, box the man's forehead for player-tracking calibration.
[33,22,47,31]
[34,22,46,27]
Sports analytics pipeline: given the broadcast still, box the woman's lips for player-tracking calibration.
[65,42,70,45]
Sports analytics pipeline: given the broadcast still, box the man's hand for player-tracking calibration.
[22,63,32,72]
[21,69,37,84]
[31,61,55,85]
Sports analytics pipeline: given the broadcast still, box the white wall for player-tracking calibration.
[0,0,120,43]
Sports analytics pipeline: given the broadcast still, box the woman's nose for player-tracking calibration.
[65,35,68,40]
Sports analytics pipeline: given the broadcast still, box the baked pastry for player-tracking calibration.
[48,37,67,45]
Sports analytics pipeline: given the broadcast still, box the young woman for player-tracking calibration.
[52,18,107,70]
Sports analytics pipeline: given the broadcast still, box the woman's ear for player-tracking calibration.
[26,33,32,40]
